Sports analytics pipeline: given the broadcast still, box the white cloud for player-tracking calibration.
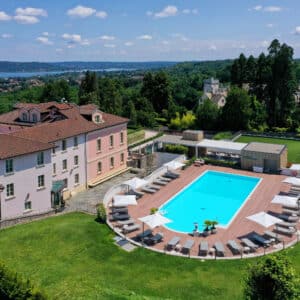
[62,33,82,43]
[264,6,282,12]
[36,36,53,45]
[209,45,217,51]
[154,5,178,18]
[14,15,39,24]
[182,9,190,14]
[95,11,108,19]
[295,26,300,35]
[104,44,115,48]
[1,33,13,38]
[100,35,115,41]
[253,5,262,11]
[67,5,96,18]
[171,33,188,41]
[146,11,153,16]
[137,34,153,40]
[192,9,198,14]
[0,11,11,21]
[261,40,269,47]
[124,41,134,46]
[266,23,274,28]
[15,7,47,17]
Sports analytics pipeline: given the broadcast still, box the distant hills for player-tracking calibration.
[0,61,178,73]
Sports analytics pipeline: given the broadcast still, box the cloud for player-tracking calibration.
[295,26,300,35]
[253,5,262,11]
[154,5,178,18]
[209,45,217,51]
[104,44,116,48]
[261,40,269,47]
[124,42,134,46]
[146,11,153,16]
[1,33,13,38]
[264,6,282,12]
[67,5,96,18]
[62,33,82,43]
[36,36,53,45]
[100,35,115,41]
[171,33,188,41]
[14,15,39,24]
[95,11,108,19]
[15,7,47,17]
[162,40,169,45]
[0,11,11,21]
[137,34,153,40]
[182,8,198,15]
[266,23,274,28]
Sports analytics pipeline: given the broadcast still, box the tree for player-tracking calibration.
[41,80,71,102]
[244,253,300,300]
[231,53,248,86]
[249,96,267,131]
[195,99,219,130]
[221,87,252,130]
[78,71,98,105]
[127,100,137,127]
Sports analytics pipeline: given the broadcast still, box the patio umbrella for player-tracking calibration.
[282,177,300,187]
[113,195,137,207]
[138,213,172,245]
[246,212,283,228]
[271,195,299,207]
[164,160,185,170]
[123,177,148,190]
[290,164,300,171]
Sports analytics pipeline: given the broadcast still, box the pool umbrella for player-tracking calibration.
[123,177,148,190]
[247,212,283,228]
[113,195,137,207]
[138,213,172,245]
[282,177,300,187]
[164,160,185,170]
[271,195,299,208]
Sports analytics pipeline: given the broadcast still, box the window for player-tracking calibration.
[6,183,14,197]
[52,147,56,155]
[63,178,68,189]
[22,113,27,121]
[74,155,79,166]
[24,201,32,210]
[38,175,45,188]
[53,163,56,175]
[74,174,79,184]
[95,115,100,123]
[5,159,13,173]
[120,153,125,164]
[37,152,44,166]
[109,135,114,147]
[96,138,101,152]
[73,136,78,147]
[97,161,102,173]
[120,132,124,144]
[110,157,114,168]
[32,114,37,123]
[62,159,67,171]
[62,139,67,151]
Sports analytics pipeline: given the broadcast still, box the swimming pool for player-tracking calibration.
[159,170,261,233]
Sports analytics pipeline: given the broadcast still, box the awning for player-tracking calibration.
[51,180,65,193]
[139,213,172,229]
[113,195,137,207]
[246,211,283,228]
[197,139,247,155]
[164,160,185,170]
[123,177,148,189]
[290,164,300,171]
[271,195,299,206]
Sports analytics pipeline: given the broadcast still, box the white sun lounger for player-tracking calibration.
[214,242,225,256]
[159,176,172,182]
[263,230,283,242]
[274,226,296,236]
[241,238,259,252]
[146,184,160,190]
[167,236,180,250]
[199,241,209,256]
[276,221,297,228]
[153,179,167,186]
[278,213,299,222]
[116,219,135,227]
[141,187,156,194]
[182,240,194,254]
[122,223,141,234]
[227,240,242,255]
[282,208,300,216]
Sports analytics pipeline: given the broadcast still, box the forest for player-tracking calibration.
[0,39,300,133]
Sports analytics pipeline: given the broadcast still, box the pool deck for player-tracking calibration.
[112,165,299,258]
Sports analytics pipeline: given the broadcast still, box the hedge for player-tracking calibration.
[203,157,240,168]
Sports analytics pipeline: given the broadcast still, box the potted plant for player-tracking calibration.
[203,220,212,237]
[150,207,158,215]
[211,220,218,234]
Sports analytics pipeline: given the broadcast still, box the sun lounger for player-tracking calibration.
[110,213,130,221]
[116,218,135,227]
[126,189,144,199]
[199,241,209,256]
[263,230,283,242]
[282,208,300,216]
[153,179,167,186]
[135,229,153,241]
[144,233,164,245]
[166,236,180,250]
[276,221,297,228]
[250,233,272,247]
[111,207,128,214]
[158,176,172,182]
[146,184,160,190]
[182,240,195,254]
[122,223,141,234]
[163,171,180,179]
[282,205,299,211]
[141,186,157,194]
[227,240,242,255]
[274,226,296,236]
[214,242,225,256]
[241,238,259,252]
[278,213,299,222]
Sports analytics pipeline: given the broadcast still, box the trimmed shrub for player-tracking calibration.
[204,157,240,168]
[164,144,188,155]
[97,203,107,223]
[0,262,46,299]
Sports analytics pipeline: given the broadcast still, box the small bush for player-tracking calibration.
[164,144,188,155]
[150,208,158,215]
[97,203,107,223]
[204,157,240,168]
[272,127,288,133]
[0,261,46,300]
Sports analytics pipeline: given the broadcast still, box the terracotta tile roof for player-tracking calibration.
[0,134,53,160]
[14,102,73,112]
[0,124,23,134]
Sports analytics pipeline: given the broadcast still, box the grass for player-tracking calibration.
[0,213,299,299]
[236,135,300,163]
[127,129,145,145]
[213,132,233,140]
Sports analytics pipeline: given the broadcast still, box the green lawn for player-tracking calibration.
[0,213,299,299]
[236,135,300,163]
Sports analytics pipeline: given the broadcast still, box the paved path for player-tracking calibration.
[64,172,135,214]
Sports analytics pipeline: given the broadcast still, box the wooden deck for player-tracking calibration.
[111,165,299,258]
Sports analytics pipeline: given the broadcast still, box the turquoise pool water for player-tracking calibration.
[159,170,261,233]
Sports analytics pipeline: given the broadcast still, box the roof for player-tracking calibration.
[211,94,225,105]
[0,124,23,134]
[242,142,286,155]
[155,134,200,147]
[0,134,53,160]
[197,139,247,155]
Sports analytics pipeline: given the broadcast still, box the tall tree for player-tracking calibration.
[78,71,98,105]
[195,99,219,130]
[231,53,248,86]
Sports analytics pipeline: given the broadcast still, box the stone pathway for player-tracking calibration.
[64,171,136,214]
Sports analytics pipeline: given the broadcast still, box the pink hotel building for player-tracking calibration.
[0,102,128,220]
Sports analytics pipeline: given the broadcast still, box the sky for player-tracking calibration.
[0,0,299,62]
